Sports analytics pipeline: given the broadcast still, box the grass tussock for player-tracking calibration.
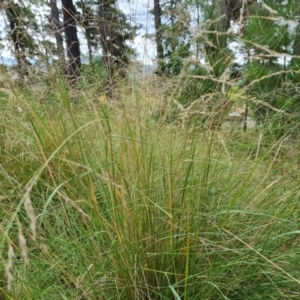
[0,74,300,300]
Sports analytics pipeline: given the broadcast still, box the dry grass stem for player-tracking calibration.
[23,179,37,242]
[57,191,91,221]
[5,243,14,292]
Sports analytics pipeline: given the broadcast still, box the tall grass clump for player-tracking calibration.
[0,71,300,300]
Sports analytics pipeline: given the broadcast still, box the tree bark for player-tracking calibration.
[98,0,113,96]
[4,2,30,80]
[62,0,81,79]
[223,0,257,30]
[81,6,93,62]
[292,22,300,65]
[154,0,164,75]
[50,0,66,72]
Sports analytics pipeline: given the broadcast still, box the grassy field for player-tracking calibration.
[0,71,300,299]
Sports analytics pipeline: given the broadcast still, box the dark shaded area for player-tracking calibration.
[62,0,81,80]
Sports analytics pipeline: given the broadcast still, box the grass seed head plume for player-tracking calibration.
[17,221,29,266]
[24,180,37,242]
[4,243,14,292]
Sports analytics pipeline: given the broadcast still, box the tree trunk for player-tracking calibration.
[154,0,164,75]
[196,1,201,59]
[62,0,81,80]
[223,1,257,30]
[292,22,300,65]
[4,3,30,80]
[50,0,66,72]
[98,0,113,96]
[82,6,93,62]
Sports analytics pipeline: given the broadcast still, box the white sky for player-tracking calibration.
[121,0,156,65]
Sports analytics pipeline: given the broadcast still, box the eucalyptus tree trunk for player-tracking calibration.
[50,0,66,73]
[98,0,113,96]
[154,0,164,75]
[4,2,30,80]
[292,21,300,65]
[81,5,93,62]
[62,0,81,80]
[196,1,201,59]
[7,16,29,79]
